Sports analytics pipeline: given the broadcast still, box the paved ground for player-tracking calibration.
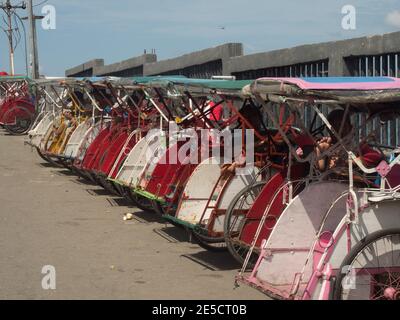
[0,130,265,300]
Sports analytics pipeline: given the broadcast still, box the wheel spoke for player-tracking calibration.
[339,232,400,300]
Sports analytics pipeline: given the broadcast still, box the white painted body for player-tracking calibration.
[62,119,93,159]
[38,116,61,151]
[317,199,400,300]
[107,129,141,179]
[175,157,221,225]
[247,181,400,299]
[114,131,167,188]
[208,169,261,233]
[74,121,106,163]
[28,112,54,147]
[175,158,259,228]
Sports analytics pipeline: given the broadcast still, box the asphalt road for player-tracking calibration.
[0,130,265,300]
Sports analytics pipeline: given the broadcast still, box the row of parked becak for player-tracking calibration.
[2,74,400,300]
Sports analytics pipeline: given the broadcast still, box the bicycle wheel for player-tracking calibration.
[191,230,227,252]
[3,106,34,135]
[36,147,64,168]
[333,228,400,300]
[224,181,266,265]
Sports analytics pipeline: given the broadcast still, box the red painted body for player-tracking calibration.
[108,132,140,179]
[387,165,400,188]
[88,123,125,173]
[239,164,308,247]
[77,124,111,170]
[92,127,129,176]
[93,127,140,178]
[140,141,199,207]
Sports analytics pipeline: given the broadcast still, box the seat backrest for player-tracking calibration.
[387,165,400,188]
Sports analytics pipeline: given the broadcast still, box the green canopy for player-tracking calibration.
[0,75,32,83]
[131,75,187,84]
[175,79,252,91]
[171,78,253,97]
[132,76,253,97]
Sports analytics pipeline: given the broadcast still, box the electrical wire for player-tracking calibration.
[13,13,22,50]
[0,2,28,74]
[1,12,27,74]
[34,0,49,7]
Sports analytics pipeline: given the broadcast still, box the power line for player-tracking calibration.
[33,0,48,7]
[13,13,22,50]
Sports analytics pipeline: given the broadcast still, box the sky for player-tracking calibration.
[0,0,399,76]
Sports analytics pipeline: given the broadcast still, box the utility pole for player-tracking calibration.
[26,0,41,79]
[0,0,26,75]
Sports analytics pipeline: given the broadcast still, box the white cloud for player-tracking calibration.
[386,10,400,28]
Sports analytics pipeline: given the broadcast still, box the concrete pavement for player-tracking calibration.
[0,131,265,300]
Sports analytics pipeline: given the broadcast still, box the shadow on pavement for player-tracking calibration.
[153,225,191,243]
[181,251,240,271]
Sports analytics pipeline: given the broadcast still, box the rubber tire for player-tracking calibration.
[126,189,154,213]
[111,182,126,198]
[191,230,227,252]
[36,147,64,168]
[97,174,121,196]
[333,228,400,300]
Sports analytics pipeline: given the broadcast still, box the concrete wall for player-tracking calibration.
[65,31,400,79]
[65,43,242,78]
[143,43,243,76]
[65,59,104,77]
[96,54,157,76]
[226,31,400,77]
